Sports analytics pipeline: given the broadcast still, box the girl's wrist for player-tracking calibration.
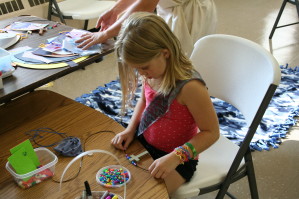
[171,151,183,165]
[125,126,137,135]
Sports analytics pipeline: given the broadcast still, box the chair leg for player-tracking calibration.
[48,0,66,24]
[295,0,299,17]
[244,150,259,199]
[226,192,238,199]
[47,0,53,21]
[84,20,89,30]
[215,183,231,199]
[269,0,288,39]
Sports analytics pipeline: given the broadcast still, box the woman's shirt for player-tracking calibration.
[143,82,198,153]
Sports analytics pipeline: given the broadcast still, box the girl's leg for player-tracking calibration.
[164,170,186,194]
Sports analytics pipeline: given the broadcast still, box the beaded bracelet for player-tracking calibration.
[174,146,189,165]
[181,145,191,159]
[185,142,197,158]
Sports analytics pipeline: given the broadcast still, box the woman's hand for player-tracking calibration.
[148,152,181,179]
[96,9,119,31]
[111,129,135,150]
[76,31,109,50]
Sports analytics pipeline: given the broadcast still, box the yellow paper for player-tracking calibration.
[14,56,88,69]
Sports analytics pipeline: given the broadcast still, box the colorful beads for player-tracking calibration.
[97,166,131,188]
[17,167,53,189]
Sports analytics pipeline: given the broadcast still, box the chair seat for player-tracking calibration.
[172,134,244,198]
[56,0,116,20]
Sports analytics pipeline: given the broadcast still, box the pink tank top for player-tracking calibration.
[143,83,198,153]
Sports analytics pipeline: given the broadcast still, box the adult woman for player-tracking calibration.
[77,0,217,57]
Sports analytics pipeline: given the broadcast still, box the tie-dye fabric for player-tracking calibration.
[75,65,299,151]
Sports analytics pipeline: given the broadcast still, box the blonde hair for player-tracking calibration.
[115,12,194,113]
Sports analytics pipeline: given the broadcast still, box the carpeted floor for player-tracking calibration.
[75,65,299,151]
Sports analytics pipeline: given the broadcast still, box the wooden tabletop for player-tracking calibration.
[0,16,114,104]
[0,90,169,199]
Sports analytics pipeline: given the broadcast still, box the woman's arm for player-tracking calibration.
[111,86,146,150]
[96,0,137,31]
[76,0,159,49]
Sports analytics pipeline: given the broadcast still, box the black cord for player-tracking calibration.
[51,130,148,183]
[25,127,68,147]
[85,131,149,172]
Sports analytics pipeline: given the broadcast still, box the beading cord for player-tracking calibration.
[84,131,149,172]
[59,149,127,199]
[51,130,148,183]
[25,127,68,147]
[22,128,149,183]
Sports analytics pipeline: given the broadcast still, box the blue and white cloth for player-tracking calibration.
[76,65,299,151]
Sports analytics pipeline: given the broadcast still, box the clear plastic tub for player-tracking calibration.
[6,147,58,189]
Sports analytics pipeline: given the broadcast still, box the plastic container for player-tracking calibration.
[75,191,123,199]
[96,165,131,188]
[0,47,15,78]
[6,147,58,189]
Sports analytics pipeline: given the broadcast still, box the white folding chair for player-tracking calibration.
[48,0,116,30]
[171,34,281,199]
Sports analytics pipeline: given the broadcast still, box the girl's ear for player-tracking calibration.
[162,49,170,59]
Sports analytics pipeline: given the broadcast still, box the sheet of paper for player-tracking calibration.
[10,22,48,31]
[8,147,37,175]
[10,139,40,167]
[22,51,52,64]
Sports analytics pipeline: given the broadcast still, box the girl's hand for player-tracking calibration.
[111,130,135,150]
[148,152,181,179]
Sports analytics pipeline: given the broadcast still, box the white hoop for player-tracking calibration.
[59,149,126,199]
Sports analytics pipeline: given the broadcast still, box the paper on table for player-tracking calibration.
[22,51,52,64]
[10,139,40,167]
[10,22,48,31]
[8,147,37,176]
[14,56,88,69]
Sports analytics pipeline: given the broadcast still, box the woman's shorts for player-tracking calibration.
[138,134,198,182]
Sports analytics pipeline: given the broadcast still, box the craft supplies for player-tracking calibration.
[96,165,131,188]
[0,71,3,89]
[0,32,20,49]
[59,150,127,199]
[0,47,15,78]
[76,191,123,199]
[6,147,58,189]
[10,22,48,31]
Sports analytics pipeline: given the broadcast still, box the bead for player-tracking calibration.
[98,167,129,187]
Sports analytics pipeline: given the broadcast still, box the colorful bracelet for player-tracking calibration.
[185,142,197,158]
[181,145,191,159]
[174,146,189,164]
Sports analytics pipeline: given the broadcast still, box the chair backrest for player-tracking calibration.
[190,34,281,126]
[56,0,116,20]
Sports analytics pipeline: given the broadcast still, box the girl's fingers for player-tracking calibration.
[111,135,125,150]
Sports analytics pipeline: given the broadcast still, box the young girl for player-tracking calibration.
[111,12,220,195]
